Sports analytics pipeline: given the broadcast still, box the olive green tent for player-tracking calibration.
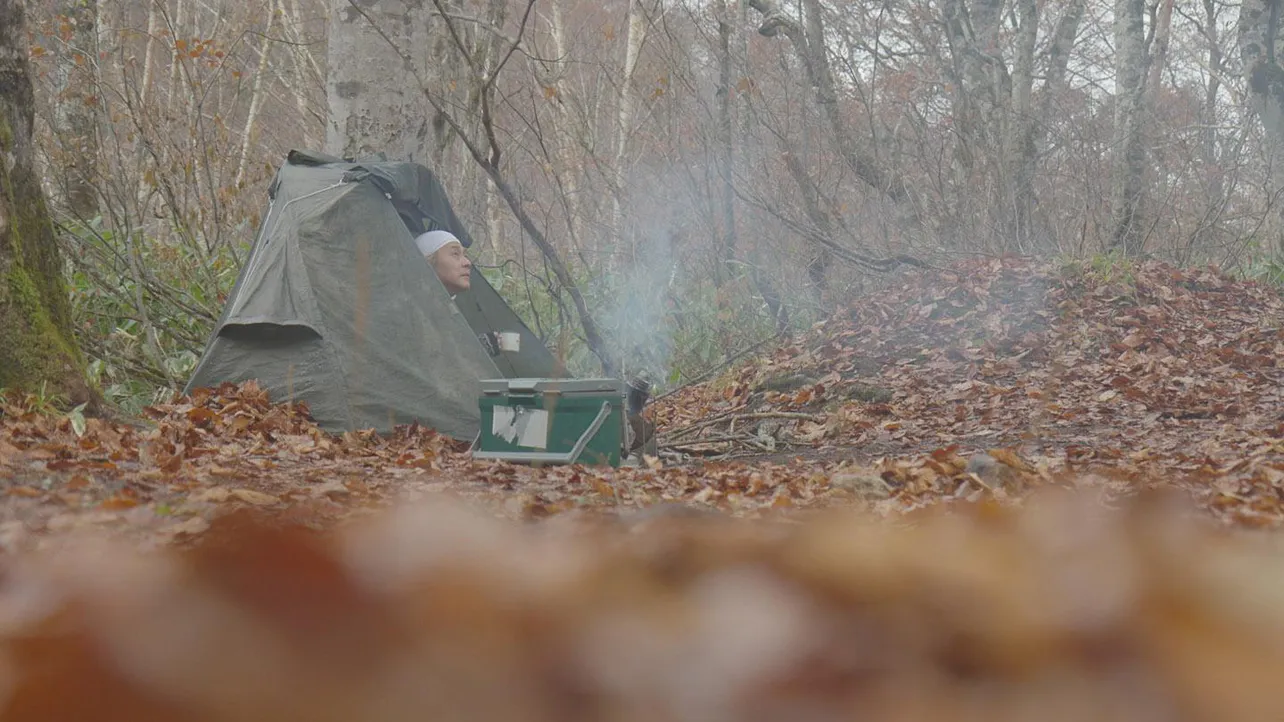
[183,149,561,439]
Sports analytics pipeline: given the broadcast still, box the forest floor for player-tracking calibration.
[4,256,1284,720]
[6,256,1284,544]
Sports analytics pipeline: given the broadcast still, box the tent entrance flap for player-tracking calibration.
[184,149,557,438]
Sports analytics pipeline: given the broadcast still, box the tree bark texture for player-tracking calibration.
[713,0,738,286]
[50,0,100,220]
[1001,0,1038,250]
[326,0,439,162]
[0,0,91,403]
[1240,0,1284,253]
[1109,0,1148,255]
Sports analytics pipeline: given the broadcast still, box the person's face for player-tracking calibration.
[431,242,472,294]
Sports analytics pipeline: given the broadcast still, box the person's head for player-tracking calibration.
[414,230,471,295]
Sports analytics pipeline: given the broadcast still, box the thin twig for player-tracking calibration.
[662,411,823,442]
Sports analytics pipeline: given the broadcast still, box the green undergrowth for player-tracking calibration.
[60,217,246,415]
[1056,249,1139,287]
[481,258,805,391]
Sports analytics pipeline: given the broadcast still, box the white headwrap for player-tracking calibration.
[414,230,462,257]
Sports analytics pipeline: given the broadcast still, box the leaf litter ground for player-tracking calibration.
[5,257,1284,719]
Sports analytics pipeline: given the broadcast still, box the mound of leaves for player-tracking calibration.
[655,258,1284,526]
[1,489,1282,721]
[0,382,472,546]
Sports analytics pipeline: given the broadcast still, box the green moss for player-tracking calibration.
[0,258,77,390]
[0,111,87,403]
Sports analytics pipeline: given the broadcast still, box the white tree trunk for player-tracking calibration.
[325,0,434,162]
[1109,0,1147,255]
[1239,0,1284,252]
[610,0,648,259]
[1190,0,1225,257]
[139,0,161,108]
[545,2,584,252]
[713,0,737,283]
[1146,0,1175,97]
[1001,0,1038,249]
[167,0,185,117]
[235,0,278,187]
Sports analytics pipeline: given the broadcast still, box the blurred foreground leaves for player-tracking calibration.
[0,490,1282,721]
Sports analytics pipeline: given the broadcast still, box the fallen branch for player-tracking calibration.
[662,411,824,443]
[660,433,769,450]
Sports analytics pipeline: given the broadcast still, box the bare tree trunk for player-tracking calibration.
[1146,0,1176,96]
[544,3,585,254]
[940,0,1003,179]
[713,0,737,286]
[996,0,1038,250]
[51,0,100,220]
[1239,0,1284,254]
[235,0,278,187]
[1190,0,1225,257]
[746,0,920,238]
[139,0,161,107]
[167,0,185,118]
[610,0,648,262]
[1109,0,1147,255]
[326,0,436,161]
[780,150,834,298]
[0,0,92,404]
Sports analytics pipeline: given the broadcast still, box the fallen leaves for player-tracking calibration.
[0,258,1283,716]
[0,491,1281,720]
[0,381,466,546]
[2,256,1284,543]
[653,258,1284,527]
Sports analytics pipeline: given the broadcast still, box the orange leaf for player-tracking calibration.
[7,486,43,498]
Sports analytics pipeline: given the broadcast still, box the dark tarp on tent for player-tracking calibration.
[183,149,561,439]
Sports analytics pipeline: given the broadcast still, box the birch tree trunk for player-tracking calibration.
[234,0,278,188]
[713,0,737,285]
[1109,0,1148,255]
[0,0,92,404]
[610,0,648,261]
[1037,0,1086,126]
[1239,0,1284,253]
[1001,0,1037,250]
[941,0,1003,182]
[1190,0,1225,256]
[139,0,161,107]
[543,3,585,254]
[51,0,100,220]
[1147,0,1175,95]
[326,0,436,161]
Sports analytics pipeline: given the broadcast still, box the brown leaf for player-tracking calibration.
[7,486,43,498]
[99,495,138,510]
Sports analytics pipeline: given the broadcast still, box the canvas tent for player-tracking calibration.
[184,149,561,439]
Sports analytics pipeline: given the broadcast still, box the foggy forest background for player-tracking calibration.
[20,0,1277,412]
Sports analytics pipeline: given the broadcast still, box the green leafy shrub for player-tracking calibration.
[60,217,247,415]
